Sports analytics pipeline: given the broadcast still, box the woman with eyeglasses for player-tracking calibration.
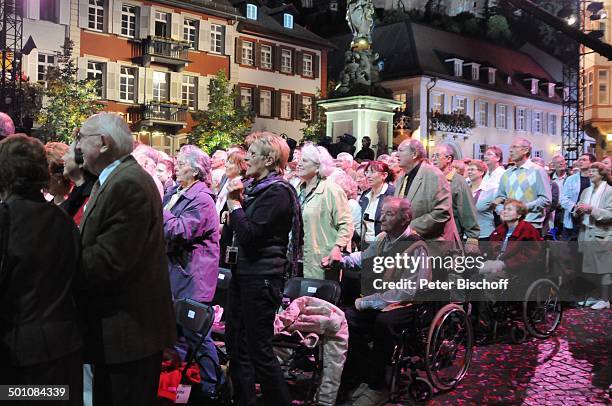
[358,160,396,245]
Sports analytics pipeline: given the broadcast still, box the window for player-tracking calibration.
[121,5,137,37]
[280,92,292,119]
[587,71,594,105]
[488,68,496,85]
[496,104,508,130]
[246,4,257,20]
[155,11,169,38]
[598,70,608,104]
[37,53,56,82]
[474,144,487,160]
[119,67,135,102]
[516,107,526,131]
[394,93,407,110]
[533,150,543,158]
[240,87,252,109]
[454,96,467,115]
[283,13,293,29]
[40,0,58,22]
[241,41,254,66]
[548,114,557,136]
[181,76,197,109]
[302,53,313,77]
[88,0,104,31]
[548,83,556,98]
[152,71,168,102]
[471,65,479,81]
[431,93,443,113]
[260,45,272,69]
[453,60,462,77]
[87,61,104,98]
[476,100,487,126]
[260,89,271,116]
[530,79,539,95]
[183,19,198,49]
[533,111,542,133]
[210,24,224,54]
[302,95,312,120]
[281,49,292,73]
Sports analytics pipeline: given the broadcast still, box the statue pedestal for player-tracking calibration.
[318,96,402,155]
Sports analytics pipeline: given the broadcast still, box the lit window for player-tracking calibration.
[283,13,293,29]
[88,0,104,31]
[302,53,313,77]
[152,71,169,102]
[260,45,272,69]
[181,76,197,109]
[121,5,137,38]
[87,61,104,98]
[431,93,443,113]
[454,96,467,115]
[183,19,198,49]
[598,70,608,104]
[242,41,254,65]
[587,71,594,105]
[210,24,224,54]
[240,87,252,108]
[281,49,292,73]
[302,95,312,120]
[280,92,292,119]
[37,53,56,82]
[260,90,271,116]
[119,67,135,102]
[246,4,257,20]
[393,93,407,110]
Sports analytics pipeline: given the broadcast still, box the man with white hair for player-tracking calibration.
[75,112,176,405]
[0,112,15,140]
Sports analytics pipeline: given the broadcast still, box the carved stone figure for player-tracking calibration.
[346,0,375,48]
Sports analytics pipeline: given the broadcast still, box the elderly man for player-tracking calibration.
[431,144,480,245]
[482,146,505,192]
[493,138,552,233]
[0,112,15,141]
[75,113,176,405]
[394,138,460,243]
[326,197,429,406]
[559,153,596,240]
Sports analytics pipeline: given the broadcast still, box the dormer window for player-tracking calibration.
[283,13,293,28]
[526,78,539,95]
[465,63,480,81]
[246,3,257,20]
[487,68,496,85]
[445,58,464,77]
[547,82,556,98]
[507,75,512,85]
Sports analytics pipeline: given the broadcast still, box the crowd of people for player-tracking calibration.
[0,110,611,406]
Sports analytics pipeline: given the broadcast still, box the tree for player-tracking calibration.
[37,40,104,143]
[188,70,254,154]
[300,82,337,144]
[487,15,512,44]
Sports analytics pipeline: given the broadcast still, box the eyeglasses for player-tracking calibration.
[75,131,104,143]
[431,153,450,159]
[246,150,266,159]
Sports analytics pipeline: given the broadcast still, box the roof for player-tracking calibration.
[328,21,563,103]
[230,1,335,50]
[159,0,242,20]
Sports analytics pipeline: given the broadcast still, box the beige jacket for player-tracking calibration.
[302,178,355,279]
[576,182,612,275]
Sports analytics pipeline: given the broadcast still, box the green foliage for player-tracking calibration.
[37,40,104,143]
[430,111,476,134]
[487,15,512,44]
[188,70,254,154]
[300,83,336,144]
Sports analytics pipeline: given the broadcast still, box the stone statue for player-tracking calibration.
[346,0,375,48]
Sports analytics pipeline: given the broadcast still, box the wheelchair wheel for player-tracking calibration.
[425,303,473,391]
[408,376,433,402]
[523,278,563,339]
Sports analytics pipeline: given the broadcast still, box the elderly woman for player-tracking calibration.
[162,145,221,397]
[574,162,612,310]
[467,159,496,241]
[0,135,83,403]
[358,160,395,244]
[298,143,354,279]
[216,149,248,218]
[45,141,72,205]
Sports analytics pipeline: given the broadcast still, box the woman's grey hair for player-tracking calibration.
[301,142,336,178]
[179,145,212,187]
[80,112,134,158]
[335,172,358,200]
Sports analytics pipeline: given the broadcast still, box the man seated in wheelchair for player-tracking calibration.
[478,199,544,301]
[322,197,431,406]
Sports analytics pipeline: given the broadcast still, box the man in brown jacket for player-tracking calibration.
[76,113,176,406]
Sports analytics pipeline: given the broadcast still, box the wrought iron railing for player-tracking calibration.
[142,37,189,60]
[142,102,188,122]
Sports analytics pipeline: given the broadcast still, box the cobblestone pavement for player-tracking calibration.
[393,307,611,405]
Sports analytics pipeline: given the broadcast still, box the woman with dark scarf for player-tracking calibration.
[222,132,302,406]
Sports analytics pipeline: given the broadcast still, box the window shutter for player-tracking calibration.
[198,76,209,110]
[514,107,519,130]
[253,87,260,115]
[273,46,281,71]
[295,94,303,120]
[170,72,181,103]
[526,109,532,133]
[473,143,482,159]
[273,90,281,117]
[112,0,122,35]
[78,0,88,28]
[543,112,548,134]
[171,13,182,41]
[495,104,500,129]
[77,57,88,81]
[59,0,70,25]
[291,49,297,74]
[254,43,262,67]
[199,19,210,52]
[295,51,303,76]
[106,62,119,101]
[139,6,151,39]
[451,96,457,114]
[313,54,320,78]
[234,85,240,109]
[137,67,146,103]
[466,97,473,118]
[506,106,512,130]
[235,38,243,64]
[224,25,232,56]
[145,68,154,102]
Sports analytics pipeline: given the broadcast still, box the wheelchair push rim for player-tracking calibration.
[523,278,563,339]
[425,303,473,391]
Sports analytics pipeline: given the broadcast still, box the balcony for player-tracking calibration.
[140,37,190,72]
[136,102,188,131]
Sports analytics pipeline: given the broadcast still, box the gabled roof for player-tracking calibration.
[328,21,562,103]
[230,1,335,50]
[160,0,242,20]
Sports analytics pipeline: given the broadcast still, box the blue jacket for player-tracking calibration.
[358,183,395,237]
[163,182,220,303]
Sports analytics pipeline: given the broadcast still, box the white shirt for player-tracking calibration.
[482,165,505,193]
[362,183,389,242]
